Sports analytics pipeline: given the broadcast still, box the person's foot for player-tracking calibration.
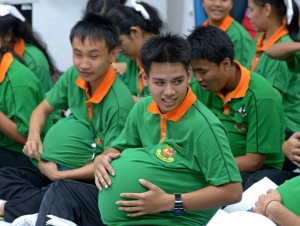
[0,199,6,216]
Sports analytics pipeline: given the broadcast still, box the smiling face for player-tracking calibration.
[202,0,233,25]
[143,62,192,114]
[191,58,229,93]
[72,37,113,87]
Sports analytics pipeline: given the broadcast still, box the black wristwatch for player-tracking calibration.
[171,193,184,216]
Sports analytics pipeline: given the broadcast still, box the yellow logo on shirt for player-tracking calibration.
[156,145,176,162]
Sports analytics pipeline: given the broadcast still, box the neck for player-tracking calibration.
[208,19,222,27]
[221,64,241,96]
[264,20,283,42]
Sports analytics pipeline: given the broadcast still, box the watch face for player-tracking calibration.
[172,208,184,216]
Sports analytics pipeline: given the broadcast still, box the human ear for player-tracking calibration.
[142,71,149,86]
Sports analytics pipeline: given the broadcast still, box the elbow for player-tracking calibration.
[228,182,243,204]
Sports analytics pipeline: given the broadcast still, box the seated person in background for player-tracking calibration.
[0,47,52,168]
[252,175,300,226]
[0,4,58,92]
[201,0,253,66]
[187,25,286,190]
[246,0,300,140]
[107,1,164,102]
[83,0,129,77]
[0,13,134,223]
[94,33,242,226]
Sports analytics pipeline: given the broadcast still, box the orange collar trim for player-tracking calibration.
[147,86,196,122]
[136,57,143,72]
[216,61,250,104]
[256,25,289,52]
[75,66,116,103]
[14,38,25,56]
[203,15,234,31]
[0,52,14,83]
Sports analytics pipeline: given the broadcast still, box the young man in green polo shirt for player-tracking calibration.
[92,33,242,225]
[0,13,134,224]
[187,25,287,190]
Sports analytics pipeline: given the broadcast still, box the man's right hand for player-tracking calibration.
[23,138,43,160]
[94,150,120,190]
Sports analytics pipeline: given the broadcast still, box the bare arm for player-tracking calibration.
[38,160,95,181]
[117,180,242,217]
[266,201,300,226]
[253,189,300,226]
[0,111,27,145]
[266,42,300,61]
[235,153,265,172]
[282,132,300,168]
[23,99,55,159]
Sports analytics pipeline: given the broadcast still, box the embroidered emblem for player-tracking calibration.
[238,105,247,118]
[156,145,176,162]
[234,122,247,132]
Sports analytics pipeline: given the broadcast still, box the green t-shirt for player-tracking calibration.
[247,34,300,133]
[99,95,241,226]
[276,175,300,217]
[191,67,284,169]
[116,53,150,97]
[39,66,134,169]
[226,20,254,66]
[23,43,53,92]
[0,57,52,156]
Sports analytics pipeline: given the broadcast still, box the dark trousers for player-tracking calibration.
[241,168,299,191]
[36,180,105,226]
[0,148,35,168]
[0,167,51,222]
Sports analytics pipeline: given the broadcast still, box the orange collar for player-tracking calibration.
[0,52,14,83]
[75,66,116,104]
[217,62,250,114]
[136,57,144,94]
[203,15,234,31]
[147,86,196,122]
[256,25,289,52]
[251,25,288,71]
[14,38,25,57]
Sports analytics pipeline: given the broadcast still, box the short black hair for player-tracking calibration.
[140,33,191,75]
[187,25,235,65]
[70,13,118,52]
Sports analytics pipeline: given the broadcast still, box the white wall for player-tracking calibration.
[31,0,195,72]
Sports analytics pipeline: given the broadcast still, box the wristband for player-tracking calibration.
[264,200,280,216]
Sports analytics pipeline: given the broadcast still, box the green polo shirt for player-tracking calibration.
[277,175,300,217]
[203,15,254,66]
[23,43,53,92]
[99,88,241,226]
[0,53,52,157]
[226,20,254,66]
[39,66,134,169]
[247,33,300,133]
[117,53,150,98]
[191,63,284,169]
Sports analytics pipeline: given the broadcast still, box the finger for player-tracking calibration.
[95,166,111,189]
[139,179,156,190]
[95,176,103,191]
[119,206,142,213]
[127,211,145,217]
[116,199,140,207]
[120,192,142,200]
